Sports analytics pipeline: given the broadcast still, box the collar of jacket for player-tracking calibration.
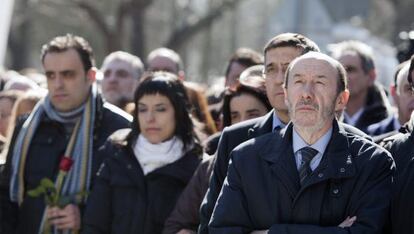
[108,128,201,185]
[260,120,357,183]
[247,110,275,137]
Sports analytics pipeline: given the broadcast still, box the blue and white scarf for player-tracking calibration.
[9,84,97,234]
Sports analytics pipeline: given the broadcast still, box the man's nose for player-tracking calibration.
[274,71,285,85]
[53,76,64,89]
[301,83,314,98]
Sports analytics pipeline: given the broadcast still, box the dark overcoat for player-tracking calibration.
[82,129,202,234]
[0,100,131,234]
[209,121,394,234]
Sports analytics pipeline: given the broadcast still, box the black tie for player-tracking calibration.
[299,147,318,185]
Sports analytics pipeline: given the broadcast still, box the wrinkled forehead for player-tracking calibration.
[147,56,179,73]
[290,53,338,77]
[101,59,133,72]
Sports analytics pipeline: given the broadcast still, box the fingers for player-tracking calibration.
[47,204,81,230]
[177,229,196,234]
[338,216,357,228]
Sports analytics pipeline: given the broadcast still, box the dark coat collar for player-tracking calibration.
[107,129,201,185]
[261,120,356,185]
[248,110,275,137]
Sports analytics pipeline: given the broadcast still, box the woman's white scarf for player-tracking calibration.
[133,134,184,175]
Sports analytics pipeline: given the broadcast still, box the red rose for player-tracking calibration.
[59,156,73,172]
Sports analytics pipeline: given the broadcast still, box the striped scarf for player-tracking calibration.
[9,84,97,234]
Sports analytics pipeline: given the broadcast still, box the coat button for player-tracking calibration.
[318,173,324,178]
[332,188,339,194]
[340,168,346,173]
[127,164,132,169]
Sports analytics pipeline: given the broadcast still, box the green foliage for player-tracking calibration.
[27,178,87,208]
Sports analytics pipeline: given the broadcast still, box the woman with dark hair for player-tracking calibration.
[221,84,271,128]
[82,72,202,234]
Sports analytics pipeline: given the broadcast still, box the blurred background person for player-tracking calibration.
[3,71,40,92]
[223,47,263,91]
[183,81,217,140]
[368,60,414,140]
[147,47,185,79]
[330,40,393,132]
[206,47,263,132]
[0,90,44,161]
[0,90,23,141]
[83,72,203,234]
[203,65,271,155]
[100,51,144,111]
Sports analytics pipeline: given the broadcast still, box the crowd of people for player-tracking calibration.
[0,32,413,234]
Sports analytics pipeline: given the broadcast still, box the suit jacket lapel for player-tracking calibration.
[248,110,275,138]
[300,121,356,190]
[261,124,301,199]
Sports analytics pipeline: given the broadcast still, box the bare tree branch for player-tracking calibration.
[165,0,242,49]
[73,0,111,37]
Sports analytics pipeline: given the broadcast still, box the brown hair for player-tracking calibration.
[41,34,95,72]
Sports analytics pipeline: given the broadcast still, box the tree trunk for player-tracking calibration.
[9,0,31,70]
[130,8,145,58]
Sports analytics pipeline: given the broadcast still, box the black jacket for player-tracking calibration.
[345,83,392,133]
[163,155,214,234]
[0,99,131,234]
[209,121,394,234]
[381,116,414,234]
[198,111,371,233]
[82,129,202,234]
[367,115,400,137]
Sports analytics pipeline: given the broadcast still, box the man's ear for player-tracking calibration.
[367,69,376,85]
[178,70,185,81]
[335,89,349,111]
[86,67,97,83]
[283,87,289,106]
[390,84,399,105]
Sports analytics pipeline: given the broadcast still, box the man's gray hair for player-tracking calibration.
[101,51,144,80]
[329,40,375,74]
[147,47,183,71]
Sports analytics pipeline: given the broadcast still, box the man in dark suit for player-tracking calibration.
[331,40,392,133]
[198,33,368,233]
[198,33,320,233]
[209,51,394,234]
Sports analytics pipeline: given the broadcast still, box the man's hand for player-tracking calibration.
[177,229,196,234]
[47,204,81,231]
[338,216,357,228]
[250,230,268,234]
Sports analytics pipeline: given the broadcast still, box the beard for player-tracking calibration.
[287,97,336,134]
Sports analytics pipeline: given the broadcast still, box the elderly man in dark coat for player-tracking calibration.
[209,52,394,234]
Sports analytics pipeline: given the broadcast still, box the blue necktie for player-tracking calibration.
[299,147,318,185]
